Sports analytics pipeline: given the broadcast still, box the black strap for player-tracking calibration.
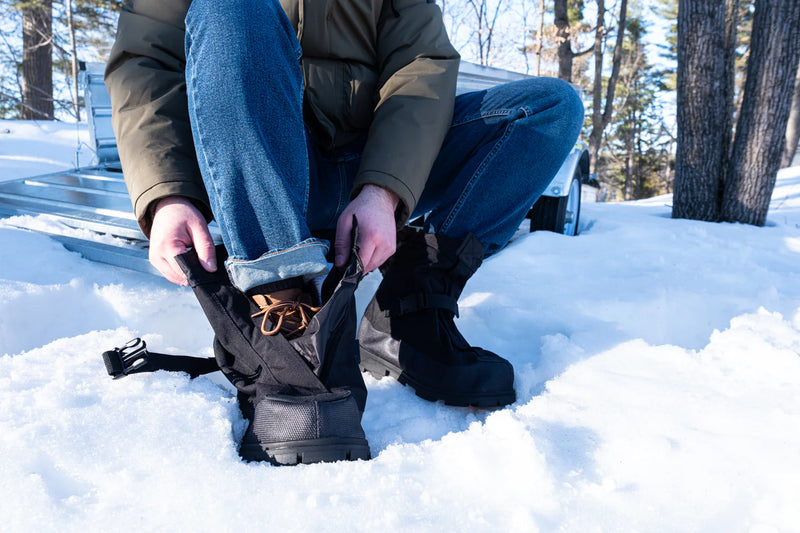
[391,292,459,317]
[102,338,218,380]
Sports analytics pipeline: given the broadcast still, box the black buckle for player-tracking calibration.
[391,293,459,317]
[102,338,151,379]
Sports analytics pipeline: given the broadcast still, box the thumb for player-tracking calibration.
[334,212,353,268]
[189,220,217,272]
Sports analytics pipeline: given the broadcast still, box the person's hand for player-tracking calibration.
[335,184,399,273]
[149,196,217,285]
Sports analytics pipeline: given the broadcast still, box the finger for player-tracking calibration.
[151,241,189,285]
[165,255,189,286]
[358,235,377,273]
[189,220,217,272]
[334,212,354,267]
[370,242,395,272]
[151,252,187,286]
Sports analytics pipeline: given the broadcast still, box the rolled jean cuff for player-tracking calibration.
[224,238,330,293]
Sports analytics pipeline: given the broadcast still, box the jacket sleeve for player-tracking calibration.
[104,0,211,238]
[352,0,460,225]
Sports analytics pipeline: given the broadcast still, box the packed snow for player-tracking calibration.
[1,120,800,531]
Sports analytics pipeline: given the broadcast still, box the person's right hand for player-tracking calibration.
[149,196,217,285]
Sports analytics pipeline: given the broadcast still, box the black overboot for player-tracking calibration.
[175,236,369,465]
[358,228,516,407]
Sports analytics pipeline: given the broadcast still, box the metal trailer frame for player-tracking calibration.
[0,62,591,275]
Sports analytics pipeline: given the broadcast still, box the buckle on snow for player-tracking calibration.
[102,338,150,379]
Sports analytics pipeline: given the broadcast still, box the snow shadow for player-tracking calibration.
[532,420,601,485]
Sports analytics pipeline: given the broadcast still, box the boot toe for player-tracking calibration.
[360,343,516,408]
[239,391,371,465]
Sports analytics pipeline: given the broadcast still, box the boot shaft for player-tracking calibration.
[175,241,367,411]
[378,229,485,305]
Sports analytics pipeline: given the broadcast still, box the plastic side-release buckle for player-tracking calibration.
[102,337,151,379]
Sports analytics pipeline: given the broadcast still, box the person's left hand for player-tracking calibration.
[335,184,399,273]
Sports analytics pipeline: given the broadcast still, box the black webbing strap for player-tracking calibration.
[102,338,218,380]
[391,292,459,317]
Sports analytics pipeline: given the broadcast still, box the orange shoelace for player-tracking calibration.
[251,294,320,339]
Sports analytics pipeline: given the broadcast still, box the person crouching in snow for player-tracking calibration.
[105,0,584,465]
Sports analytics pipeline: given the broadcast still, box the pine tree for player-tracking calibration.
[603,12,671,200]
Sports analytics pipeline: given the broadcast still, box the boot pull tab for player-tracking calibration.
[321,215,363,303]
[349,214,363,278]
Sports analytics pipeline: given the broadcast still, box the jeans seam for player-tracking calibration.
[440,118,518,234]
[299,61,310,219]
[451,108,514,127]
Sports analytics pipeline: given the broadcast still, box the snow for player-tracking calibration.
[1,119,800,531]
[0,121,92,182]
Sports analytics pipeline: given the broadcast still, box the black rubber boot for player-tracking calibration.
[358,228,516,407]
[175,232,369,465]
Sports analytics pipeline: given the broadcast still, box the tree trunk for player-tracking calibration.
[624,134,634,200]
[589,0,606,175]
[721,0,800,225]
[66,0,81,122]
[782,56,800,168]
[673,0,729,221]
[588,0,627,175]
[719,0,739,191]
[21,0,54,120]
[554,0,572,81]
[535,0,544,76]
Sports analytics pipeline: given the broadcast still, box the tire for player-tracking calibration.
[528,170,582,236]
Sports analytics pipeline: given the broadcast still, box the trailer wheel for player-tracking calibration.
[528,170,582,236]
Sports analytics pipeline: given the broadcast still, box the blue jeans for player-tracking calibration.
[185,0,584,292]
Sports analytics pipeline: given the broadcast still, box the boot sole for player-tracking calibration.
[240,437,371,465]
[359,347,516,408]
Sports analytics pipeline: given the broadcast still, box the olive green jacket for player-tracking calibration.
[105,0,459,237]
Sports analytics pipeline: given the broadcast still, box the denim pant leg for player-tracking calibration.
[415,77,585,256]
[185,0,328,292]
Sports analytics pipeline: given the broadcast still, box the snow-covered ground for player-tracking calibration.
[1,120,800,531]
[0,121,92,182]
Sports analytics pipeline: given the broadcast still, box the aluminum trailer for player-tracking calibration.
[0,62,591,275]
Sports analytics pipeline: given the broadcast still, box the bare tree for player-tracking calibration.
[553,0,593,82]
[464,0,505,65]
[514,0,533,74]
[588,0,628,174]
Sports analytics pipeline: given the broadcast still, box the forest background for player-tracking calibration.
[1,0,799,209]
